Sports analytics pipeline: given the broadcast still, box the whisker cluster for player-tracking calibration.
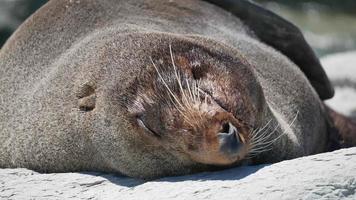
[149,44,207,126]
[246,110,300,158]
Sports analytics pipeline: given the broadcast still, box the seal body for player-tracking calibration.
[0,0,331,178]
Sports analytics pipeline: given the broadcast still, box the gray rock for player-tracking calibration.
[1,147,355,200]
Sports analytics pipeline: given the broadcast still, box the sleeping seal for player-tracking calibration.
[0,0,355,179]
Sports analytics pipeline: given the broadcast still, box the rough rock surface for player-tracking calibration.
[0,147,355,200]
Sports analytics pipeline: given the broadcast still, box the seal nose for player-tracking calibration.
[217,122,242,156]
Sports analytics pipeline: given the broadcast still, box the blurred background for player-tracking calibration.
[255,0,356,56]
[1,0,356,56]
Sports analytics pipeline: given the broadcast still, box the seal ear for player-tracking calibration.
[205,0,334,100]
[76,82,96,112]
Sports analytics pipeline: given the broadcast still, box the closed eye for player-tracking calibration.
[136,117,161,138]
[200,89,229,112]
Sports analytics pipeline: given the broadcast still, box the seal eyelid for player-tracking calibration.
[136,117,161,138]
[200,89,229,112]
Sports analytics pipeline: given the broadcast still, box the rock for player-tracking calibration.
[0,147,355,200]
[322,51,356,117]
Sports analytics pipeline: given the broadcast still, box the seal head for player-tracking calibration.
[125,42,264,167]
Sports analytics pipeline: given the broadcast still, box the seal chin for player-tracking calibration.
[187,141,248,166]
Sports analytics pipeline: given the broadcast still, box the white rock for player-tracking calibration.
[1,148,355,200]
[322,51,356,81]
[322,51,356,116]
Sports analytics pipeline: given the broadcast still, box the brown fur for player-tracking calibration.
[327,106,356,148]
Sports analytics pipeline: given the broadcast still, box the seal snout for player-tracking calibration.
[218,122,244,157]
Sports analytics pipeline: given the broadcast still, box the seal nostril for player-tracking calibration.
[220,122,230,133]
[218,123,242,156]
[218,132,241,156]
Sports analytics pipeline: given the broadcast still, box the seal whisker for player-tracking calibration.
[250,130,274,146]
[169,45,190,109]
[247,146,274,156]
[250,117,283,147]
[250,119,274,143]
[250,127,270,143]
[248,145,274,153]
[185,79,199,107]
[185,79,194,102]
[204,93,208,105]
[150,57,182,108]
[250,122,277,147]
[248,110,299,157]
[257,111,299,147]
[150,56,194,125]
[251,119,273,139]
[194,80,202,104]
[249,111,299,156]
[168,46,207,123]
[251,124,280,149]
